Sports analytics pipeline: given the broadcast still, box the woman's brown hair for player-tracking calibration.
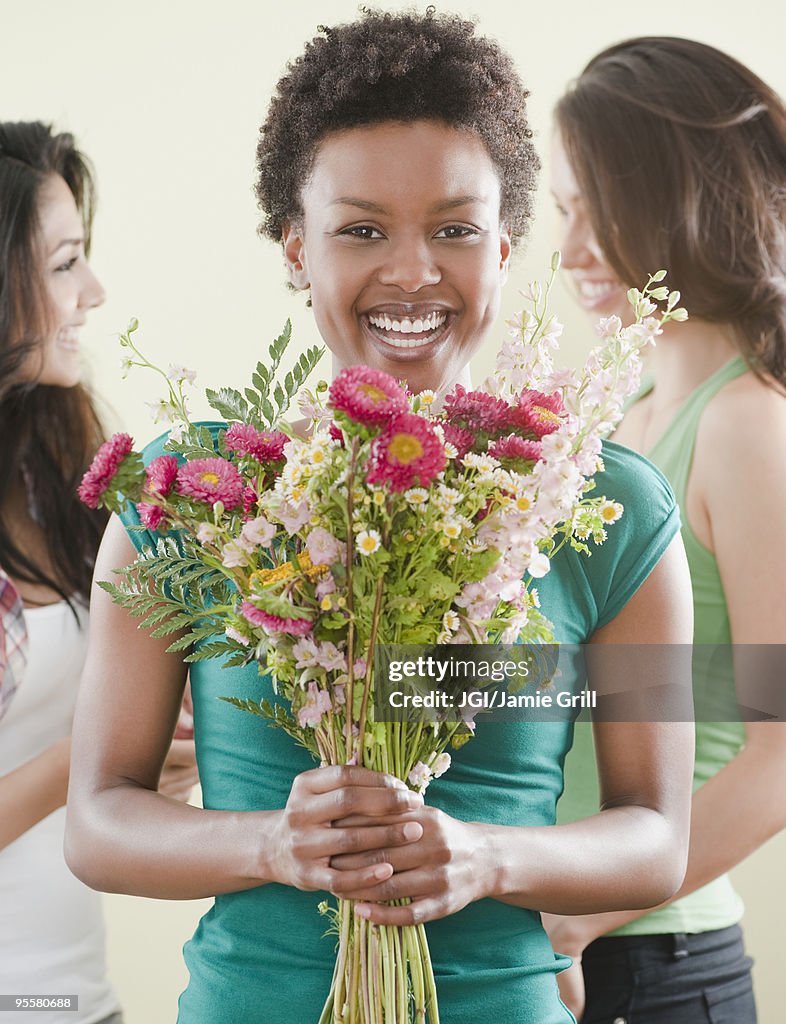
[0,121,108,606]
[555,36,786,387]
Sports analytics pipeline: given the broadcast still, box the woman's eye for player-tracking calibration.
[554,202,568,218]
[434,225,478,239]
[55,256,79,273]
[339,225,383,240]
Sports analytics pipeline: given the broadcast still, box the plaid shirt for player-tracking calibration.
[0,569,28,720]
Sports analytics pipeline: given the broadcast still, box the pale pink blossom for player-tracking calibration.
[297,682,333,728]
[241,515,277,548]
[306,527,346,567]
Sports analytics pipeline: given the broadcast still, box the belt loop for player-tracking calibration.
[672,933,690,960]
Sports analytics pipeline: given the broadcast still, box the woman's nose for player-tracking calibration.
[559,213,596,272]
[80,263,106,310]
[376,238,442,292]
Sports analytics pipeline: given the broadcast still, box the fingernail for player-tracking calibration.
[374,864,391,880]
[355,904,371,919]
[403,822,421,840]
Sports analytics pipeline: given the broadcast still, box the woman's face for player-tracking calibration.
[32,173,105,387]
[550,132,630,323]
[282,120,512,396]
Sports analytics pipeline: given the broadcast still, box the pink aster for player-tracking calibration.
[507,390,565,438]
[240,600,314,636]
[144,454,179,496]
[176,457,244,509]
[488,435,543,463]
[366,412,446,493]
[78,433,135,508]
[329,366,409,426]
[224,424,288,462]
[441,422,475,459]
[442,385,510,434]
[137,502,167,530]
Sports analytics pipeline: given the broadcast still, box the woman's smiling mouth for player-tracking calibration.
[364,310,450,349]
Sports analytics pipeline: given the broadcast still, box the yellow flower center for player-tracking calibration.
[389,432,423,465]
[200,472,221,486]
[250,563,294,587]
[601,506,619,522]
[516,496,531,512]
[532,405,562,426]
[358,382,389,404]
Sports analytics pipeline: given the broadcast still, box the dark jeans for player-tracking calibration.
[580,924,756,1024]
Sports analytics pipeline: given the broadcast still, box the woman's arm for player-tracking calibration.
[0,737,71,850]
[64,516,425,899]
[330,535,696,926]
[546,384,786,956]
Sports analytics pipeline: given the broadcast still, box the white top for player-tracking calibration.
[0,601,121,1024]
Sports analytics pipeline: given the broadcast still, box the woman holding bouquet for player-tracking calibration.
[66,12,695,1024]
[548,38,786,1022]
[0,122,198,1024]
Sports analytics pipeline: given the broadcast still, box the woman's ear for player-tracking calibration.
[499,225,512,284]
[282,219,310,290]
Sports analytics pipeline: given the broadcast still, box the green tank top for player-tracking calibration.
[558,356,749,936]
[123,433,679,1022]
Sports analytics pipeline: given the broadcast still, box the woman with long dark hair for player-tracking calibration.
[549,37,786,1024]
[0,122,198,1024]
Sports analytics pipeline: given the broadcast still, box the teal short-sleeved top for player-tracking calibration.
[121,432,678,1024]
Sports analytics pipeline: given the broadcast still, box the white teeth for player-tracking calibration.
[366,311,449,348]
[368,312,447,334]
[580,281,617,299]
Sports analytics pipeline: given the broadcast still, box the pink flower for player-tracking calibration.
[240,600,313,636]
[138,502,167,530]
[78,433,136,508]
[314,641,347,673]
[440,422,475,458]
[366,413,446,492]
[329,422,345,447]
[144,455,179,496]
[176,458,244,509]
[442,385,509,434]
[507,391,565,438]
[243,485,259,518]
[329,366,409,426]
[224,424,288,462]
[306,527,345,567]
[488,435,543,463]
[297,682,333,728]
[277,500,311,535]
[241,515,277,547]
[315,575,337,599]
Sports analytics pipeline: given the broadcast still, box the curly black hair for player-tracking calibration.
[255,8,539,244]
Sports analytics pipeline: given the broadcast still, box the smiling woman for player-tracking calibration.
[65,11,696,1024]
[281,121,511,396]
[0,122,198,1024]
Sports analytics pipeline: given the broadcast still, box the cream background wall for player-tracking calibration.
[2,0,784,1019]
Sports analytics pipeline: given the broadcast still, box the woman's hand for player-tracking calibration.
[542,913,589,1022]
[266,766,426,897]
[328,804,490,924]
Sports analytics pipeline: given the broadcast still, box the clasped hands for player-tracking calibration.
[269,766,492,925]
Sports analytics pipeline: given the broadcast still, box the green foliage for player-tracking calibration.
[97,538,234,655]
[206,321,324,430]
[218,696,320,758]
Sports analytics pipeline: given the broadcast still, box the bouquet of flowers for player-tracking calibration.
[80,260,685,1024]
